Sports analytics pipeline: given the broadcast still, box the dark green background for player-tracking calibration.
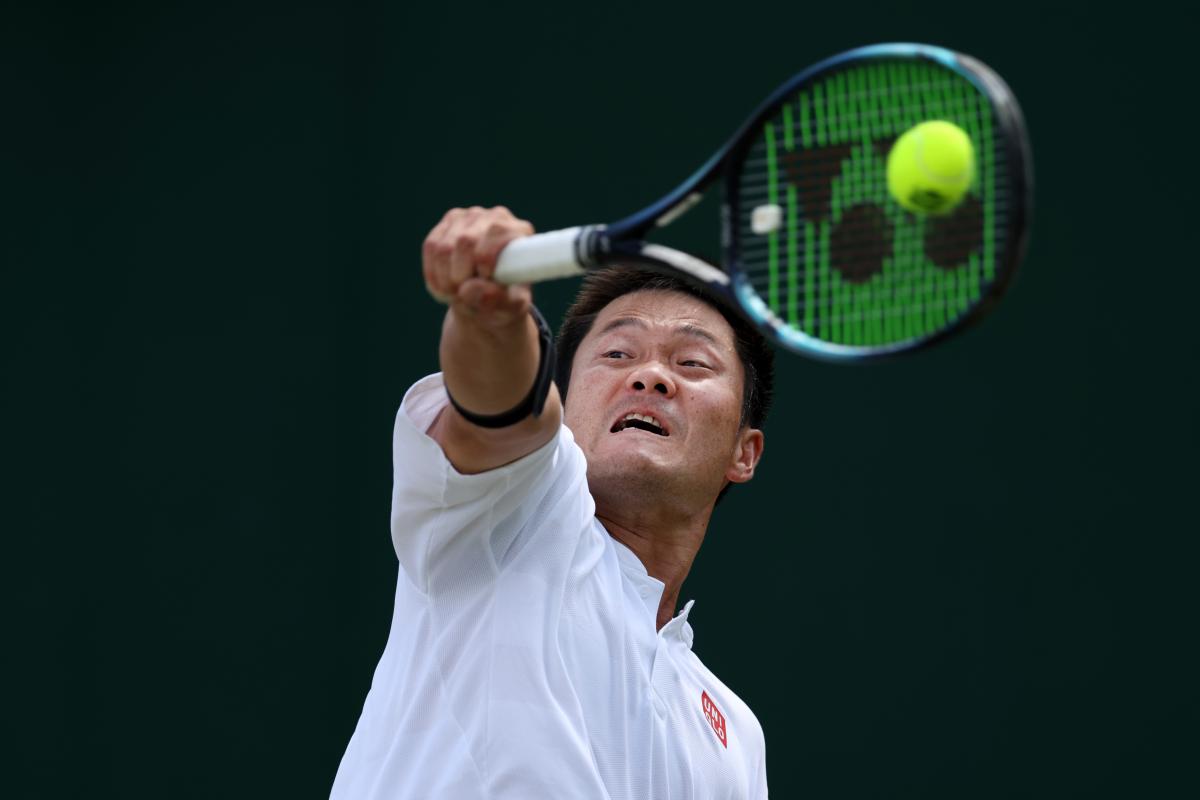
[8,1,1196,797]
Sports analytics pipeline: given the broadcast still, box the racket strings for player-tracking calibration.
[732,60,1011,346]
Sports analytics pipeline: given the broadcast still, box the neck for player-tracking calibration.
[595,499,714,631]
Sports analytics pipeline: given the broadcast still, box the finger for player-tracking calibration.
[448,228,480,288]
[423,209,463,298]
[454,278,530,324]
[503,283,533,314]
[423,207,465,263]
[423,237,453,299]
[455,277,499,312]
[427,284,454,305]
[475,217,535,280]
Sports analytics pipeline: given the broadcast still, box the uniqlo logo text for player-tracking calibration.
[701,691,727,748]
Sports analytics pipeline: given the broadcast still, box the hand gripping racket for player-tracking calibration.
[492,43,1032,362]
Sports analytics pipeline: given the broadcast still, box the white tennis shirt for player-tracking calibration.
[331,374,768,799]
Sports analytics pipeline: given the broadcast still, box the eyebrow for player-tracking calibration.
[596,316,722,347]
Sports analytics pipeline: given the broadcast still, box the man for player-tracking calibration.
[331,206,774,798]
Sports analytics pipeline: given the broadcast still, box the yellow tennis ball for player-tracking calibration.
[886,120,975,214]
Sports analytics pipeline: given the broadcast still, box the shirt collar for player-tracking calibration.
[609,530,696,649]
[660,599,696,649]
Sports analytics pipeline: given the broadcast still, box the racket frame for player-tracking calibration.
[494,43,1033,363]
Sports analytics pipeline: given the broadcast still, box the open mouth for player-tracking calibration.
[610,413,668,436]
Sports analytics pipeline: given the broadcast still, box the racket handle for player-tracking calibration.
[493,226,595,284]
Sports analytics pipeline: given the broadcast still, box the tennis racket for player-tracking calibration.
[492,43,1032,362]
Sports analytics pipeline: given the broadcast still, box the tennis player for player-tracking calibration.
[331,206,774,798]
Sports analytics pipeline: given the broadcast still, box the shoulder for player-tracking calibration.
[390,374,591,586]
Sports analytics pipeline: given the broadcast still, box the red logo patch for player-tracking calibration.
[701,691,727,748]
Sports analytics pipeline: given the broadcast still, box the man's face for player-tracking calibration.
[564,289,763,512]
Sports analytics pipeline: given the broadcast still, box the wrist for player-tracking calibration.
[445,305,555,428]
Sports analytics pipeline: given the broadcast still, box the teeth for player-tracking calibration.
[622,413,661,429]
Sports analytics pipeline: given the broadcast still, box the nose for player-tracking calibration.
[628,362,675,397]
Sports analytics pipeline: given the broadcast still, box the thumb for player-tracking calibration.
[453,279,531,325]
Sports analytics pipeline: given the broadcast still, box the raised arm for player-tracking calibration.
[422,206,563,474]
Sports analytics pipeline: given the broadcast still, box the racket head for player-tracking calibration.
[721,43,1033,361]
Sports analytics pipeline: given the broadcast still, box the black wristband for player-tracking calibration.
[445,304,556,428]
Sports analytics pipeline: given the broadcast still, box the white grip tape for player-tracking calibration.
[493,227,587,285]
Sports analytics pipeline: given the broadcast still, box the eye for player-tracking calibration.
[603,350,629,359]
[680,359,710,369]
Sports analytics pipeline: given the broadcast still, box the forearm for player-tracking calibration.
[431,299,562,474]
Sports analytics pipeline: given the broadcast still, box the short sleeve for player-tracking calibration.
[388,373,588,594]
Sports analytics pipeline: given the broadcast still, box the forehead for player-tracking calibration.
[584,289,737,348]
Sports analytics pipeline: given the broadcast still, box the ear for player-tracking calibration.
[725,427,764,485]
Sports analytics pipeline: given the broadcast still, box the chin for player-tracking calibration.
[586,448,677,499]
[590,433,670,468]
